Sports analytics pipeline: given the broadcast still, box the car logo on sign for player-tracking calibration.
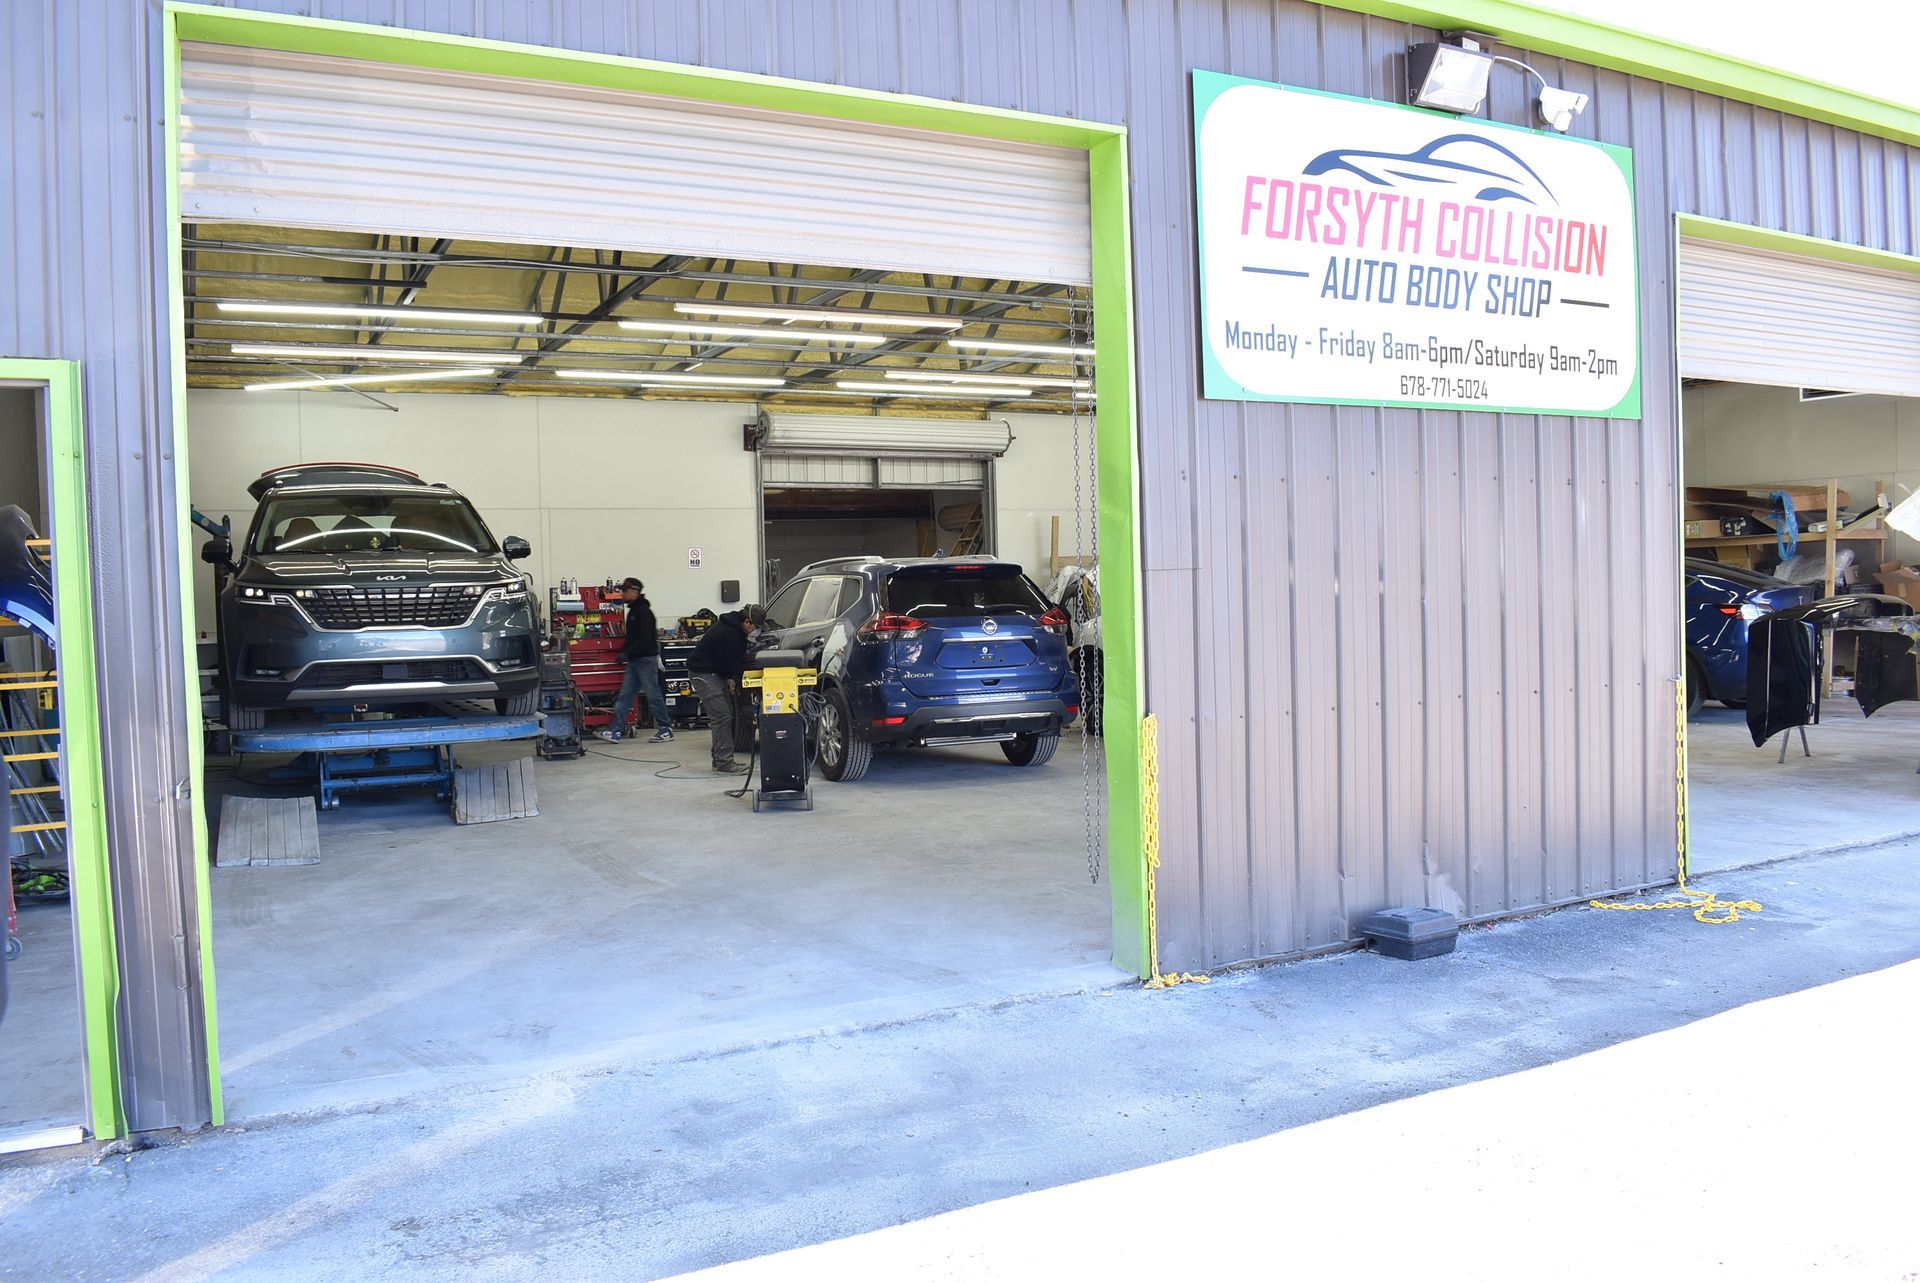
[981,618,999,635]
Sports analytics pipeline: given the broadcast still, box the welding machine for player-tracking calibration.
[739,648,817,812]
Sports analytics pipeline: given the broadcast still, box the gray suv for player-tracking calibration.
[203,463,541,729]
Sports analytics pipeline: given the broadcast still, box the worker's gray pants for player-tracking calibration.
[691,673,742,768]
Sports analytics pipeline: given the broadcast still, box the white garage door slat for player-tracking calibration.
[178,44,1092,286]
[1678,238,1920,397]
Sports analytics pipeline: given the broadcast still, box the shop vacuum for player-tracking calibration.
[739,648,817,812]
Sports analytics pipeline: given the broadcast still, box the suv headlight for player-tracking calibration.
[237,585,293,605]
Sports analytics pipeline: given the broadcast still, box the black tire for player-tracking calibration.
[1002,730,1060,767]
[226,697,265,732]
[498,687,540,717]
[1684,657,1707,719]
[815,687,871,782]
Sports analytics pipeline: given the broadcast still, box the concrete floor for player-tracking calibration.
[1687,700,1920,873]
[3,834,1916,1281]
[0,894,84,1134]
[206,731,1116,1120]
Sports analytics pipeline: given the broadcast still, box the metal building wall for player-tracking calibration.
[5,0,1916,1126]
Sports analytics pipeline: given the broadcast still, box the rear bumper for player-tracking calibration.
[866,696,1077,745]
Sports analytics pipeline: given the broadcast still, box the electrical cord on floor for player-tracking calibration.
[579,744,715,780]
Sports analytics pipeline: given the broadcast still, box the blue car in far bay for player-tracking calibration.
[1685,558,1820,717]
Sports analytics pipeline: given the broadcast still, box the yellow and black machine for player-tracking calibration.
[739,648,818,812]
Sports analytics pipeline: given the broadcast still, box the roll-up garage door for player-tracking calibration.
[177,43,1092,284]
[757,416,1012,491]
[1677,238,1920,396]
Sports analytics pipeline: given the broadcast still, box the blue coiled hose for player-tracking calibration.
[1770,490,1799,560]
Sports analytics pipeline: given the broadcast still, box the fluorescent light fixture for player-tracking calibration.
[946,338,1095,358]
[834,381,1034,399]
[673,302,964,331]
[1407,40,1492,114]
[617,321,885,346]
[216,302,543,326]
[553,370,785,388]
[244,366,499,392]
[882,370,1093,391]
[231,343,526,364]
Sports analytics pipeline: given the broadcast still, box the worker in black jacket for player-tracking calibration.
[684,604,766,774]
[598,578,673,745]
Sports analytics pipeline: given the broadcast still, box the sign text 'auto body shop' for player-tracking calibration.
[1193,72,1640,418]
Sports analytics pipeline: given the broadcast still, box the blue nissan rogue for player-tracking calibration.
[762,556,1080,781]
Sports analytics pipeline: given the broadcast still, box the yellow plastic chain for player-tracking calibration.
[1141,714,1208,988]
[1589,670,1762,925]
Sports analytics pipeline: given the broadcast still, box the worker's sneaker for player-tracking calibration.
[649,729,674,743]
[594,730,621,743]
[713,761,750,775]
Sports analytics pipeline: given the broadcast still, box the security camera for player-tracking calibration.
[1536,85,1589,133]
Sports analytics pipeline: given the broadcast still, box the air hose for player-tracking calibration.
[1770,490,1799,559]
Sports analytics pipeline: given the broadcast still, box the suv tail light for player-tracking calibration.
[1037,606,1071,635]
[860,612,926,638]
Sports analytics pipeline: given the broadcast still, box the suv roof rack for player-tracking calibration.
[248,462,426,501]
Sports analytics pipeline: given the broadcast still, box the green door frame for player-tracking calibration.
[0,357,123,1141]
[162,1,1154,1116]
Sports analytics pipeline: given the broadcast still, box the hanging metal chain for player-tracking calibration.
[1071,289,1103,885]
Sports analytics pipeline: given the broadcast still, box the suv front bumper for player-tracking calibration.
[223,595,541,710]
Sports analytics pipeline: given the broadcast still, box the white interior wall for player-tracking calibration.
[1682,384,1920,565]
[996,410,1093,581]
[185,392,1085,634]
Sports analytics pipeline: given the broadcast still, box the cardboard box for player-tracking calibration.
[1874,561,1920,608]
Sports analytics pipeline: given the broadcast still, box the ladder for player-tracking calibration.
[950,503,986,557]
[2,535,65,857]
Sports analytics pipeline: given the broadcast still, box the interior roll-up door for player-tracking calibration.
[1678,238,1920,396]
[754,413,1013,457]
[178,43,1092,284]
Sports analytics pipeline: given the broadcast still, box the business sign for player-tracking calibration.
[1194,72,1640,418]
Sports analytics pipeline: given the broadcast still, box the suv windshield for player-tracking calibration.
[882,567,1049,617]
[250,491,496,555]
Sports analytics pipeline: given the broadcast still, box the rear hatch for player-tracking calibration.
[879,564,1067,699]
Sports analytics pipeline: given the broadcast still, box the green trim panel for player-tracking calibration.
[1677,214,1920,276]
[162,1,1153,989]
[0,358,123,1140]
[1327,0,1920,148]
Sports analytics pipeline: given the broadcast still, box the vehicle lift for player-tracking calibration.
[739,649,816,812]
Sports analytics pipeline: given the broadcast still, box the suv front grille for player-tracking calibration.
[303,585,477,629]
[303,660,485,686]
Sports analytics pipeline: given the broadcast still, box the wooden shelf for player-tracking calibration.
[1686,530,1884,549]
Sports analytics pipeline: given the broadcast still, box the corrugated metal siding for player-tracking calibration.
[7,0,1917,1125]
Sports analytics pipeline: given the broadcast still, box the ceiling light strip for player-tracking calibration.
[947,338,1095,358]
[881,370,1092,390]
[244,366,500,393]
[672,302,965,331]
[216,302,544,326]
[834,381,1034,398]
[552,370,785,388]
[618,321,885,346]
[230,343,526,364]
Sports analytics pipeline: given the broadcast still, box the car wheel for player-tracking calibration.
[498,688,539,717]
[226,697,266,732]
[1684,657,1707,719]
[1002,730,1060,767]
[815,687,871,782]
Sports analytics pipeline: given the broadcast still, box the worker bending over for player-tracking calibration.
[684,604,766,774]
